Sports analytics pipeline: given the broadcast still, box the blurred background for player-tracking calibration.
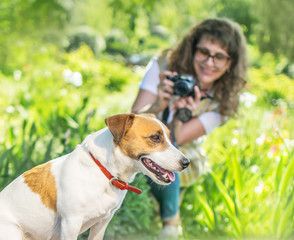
[0,0,293,239]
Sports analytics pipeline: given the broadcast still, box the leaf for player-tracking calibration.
[65,116,79,129]
[275,155,284,192]
[29,122,37,140]
[232,155,243,200]
[276,196,294,238]
[21,120,28,152]
[272,202,281,234]
[0,146,14,170]
[228,211,242,236]
[196,193,215,229]
[278,152,294,200]
[210,171,236,216]
[43,137,54,163]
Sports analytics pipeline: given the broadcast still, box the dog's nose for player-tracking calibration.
[181,157,190,169]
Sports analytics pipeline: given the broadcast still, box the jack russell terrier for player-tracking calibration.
[0,113,189,240]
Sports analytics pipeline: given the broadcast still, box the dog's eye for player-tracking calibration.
[150,135,161,143]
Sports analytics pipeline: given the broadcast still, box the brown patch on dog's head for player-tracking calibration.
[106,113,171,159]
[23,162,57,212]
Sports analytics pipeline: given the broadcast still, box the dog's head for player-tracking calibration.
[105,113,189,185]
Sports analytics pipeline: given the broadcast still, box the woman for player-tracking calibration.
[131,18,247,238]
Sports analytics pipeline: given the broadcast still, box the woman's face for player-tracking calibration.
[193,35,232,90]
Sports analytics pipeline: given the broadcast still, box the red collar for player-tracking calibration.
[89,152,142,194]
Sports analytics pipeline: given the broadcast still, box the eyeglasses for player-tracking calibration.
[194,47,231,68]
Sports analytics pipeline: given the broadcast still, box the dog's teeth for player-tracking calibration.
[163,173,168,179]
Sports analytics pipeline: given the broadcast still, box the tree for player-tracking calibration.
[252,0,294,62]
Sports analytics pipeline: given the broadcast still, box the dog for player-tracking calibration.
[0,113,189,240]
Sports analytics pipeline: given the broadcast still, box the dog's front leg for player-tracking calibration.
[0,222,23,240]
[88,219,111,240]
[60,218,82,240]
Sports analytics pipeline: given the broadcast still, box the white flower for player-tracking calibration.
[250,165,259,174]
[186,204,193,210]
[63,69,73,83]
[6,106,15,113]
[62,69,83,87]
[256,133,266,145]
[254,182,265,194]
[240,92,257,108]
[71,72,83,87]
[129,54,142,64]
[231,138,239,146]
[13,70,22,81]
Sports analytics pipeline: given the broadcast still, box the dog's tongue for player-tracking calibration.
[167,171,175,182]
[161,168,175,182]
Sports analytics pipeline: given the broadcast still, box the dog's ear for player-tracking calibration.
[105,113,135,144]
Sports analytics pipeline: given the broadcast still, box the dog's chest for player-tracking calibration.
[85,188,126,217]
[53,158,128,219]
[79,189,127,232]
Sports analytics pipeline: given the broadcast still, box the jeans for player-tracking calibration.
[147,172,180,222]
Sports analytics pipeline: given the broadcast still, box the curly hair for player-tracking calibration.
[166,18,247,117]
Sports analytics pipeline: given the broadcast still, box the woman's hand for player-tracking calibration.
[131,71,178,114]
[172,85,206,145]
[174,85,202,112]
[152,71,178,112]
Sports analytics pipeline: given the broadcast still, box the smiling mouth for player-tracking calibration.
[200,66,216,74]
[141,157,175,183]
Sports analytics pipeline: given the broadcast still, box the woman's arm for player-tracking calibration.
[172,87,215,145]
[173,118,206,145]
[131,89,158,114]
[131,73,176,114]
[131,57,174,114]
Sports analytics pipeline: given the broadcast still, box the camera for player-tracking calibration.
[165,74,213,123]
[166,74,197,97]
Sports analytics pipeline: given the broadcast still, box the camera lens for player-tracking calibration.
[174,81,190,96]
[175,107,192,122]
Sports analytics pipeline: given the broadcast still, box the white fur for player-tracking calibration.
[0,117,188,240]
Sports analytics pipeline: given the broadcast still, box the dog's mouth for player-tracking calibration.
[141,157,175,183]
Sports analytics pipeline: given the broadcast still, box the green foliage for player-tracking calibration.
[2,0,293,69]
[0,0,69,67]
[251,0,294,62]
[215,0,255,38]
